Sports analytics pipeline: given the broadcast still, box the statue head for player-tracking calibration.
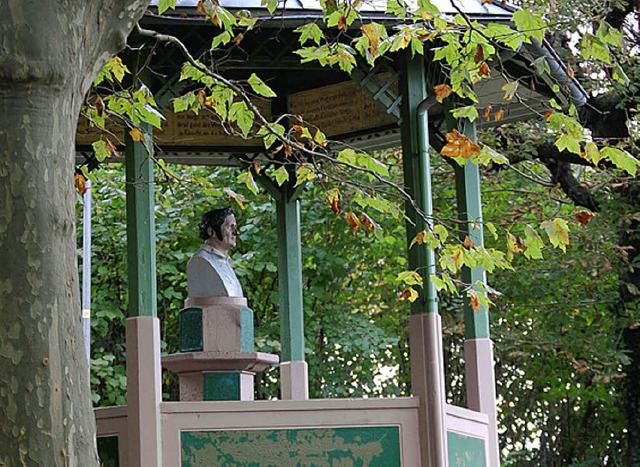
[199,207,237,255]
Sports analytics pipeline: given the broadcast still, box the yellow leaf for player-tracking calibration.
[468,289,481,311]
[74,174,87,196]
[361,23,381,52]
[129,128,145,142]
[399,287,419,303]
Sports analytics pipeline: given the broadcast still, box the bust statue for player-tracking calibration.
[187,207,243,298]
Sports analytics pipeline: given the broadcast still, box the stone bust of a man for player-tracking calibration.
[186,207,243,298]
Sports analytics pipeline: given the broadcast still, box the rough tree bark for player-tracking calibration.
[0,1,147,465]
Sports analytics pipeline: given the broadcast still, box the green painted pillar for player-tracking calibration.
[255,172,306,363]
[400,53,448,466]
[276,191,305,362]
[454,120,490,339]
[399,54,438,315]
[125,125,157,317]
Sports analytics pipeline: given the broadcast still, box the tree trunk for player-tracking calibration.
[0,1,146,464]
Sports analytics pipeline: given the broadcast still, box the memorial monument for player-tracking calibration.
[186,207,243,298]
[162,207,278,401]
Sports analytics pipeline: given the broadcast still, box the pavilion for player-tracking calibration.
[81,1,586,465]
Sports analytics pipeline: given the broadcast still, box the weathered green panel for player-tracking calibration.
[240,306,254,352]
[202,372,240,401]
[447,431,486,467]
[179,307,203,352]
[97,435,120,467]
[181,426,401,466]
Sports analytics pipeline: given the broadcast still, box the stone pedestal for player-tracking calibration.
[162,296,278,401]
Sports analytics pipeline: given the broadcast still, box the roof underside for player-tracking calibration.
[76,0,580,167]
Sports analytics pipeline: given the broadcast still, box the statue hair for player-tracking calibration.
[199,207,235,241]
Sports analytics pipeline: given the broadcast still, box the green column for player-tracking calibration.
[125,125,157,317]
[399,54,438,314]
[256,172,305,362]
[276,191,305,362]
[454,120,490,339]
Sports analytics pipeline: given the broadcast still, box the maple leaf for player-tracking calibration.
[574,210,595,227]
[74,174,87,196]
[346,211,360,232]
[399,287,419,302]
[474,44,485,64]
[544,111,554,121]
[197,88,207,105]
[478,62,491,77]
[325,188,341,214]
[361,23,381,54]
[105,138,120,158]
[434,84,453,103]
[494,108,504,122]
[468,289,481,311]
[129,128,145,142]
[94,96,105,117]
[234,33,244,45]
[359,212,377,234]
[410,230,426,248]
[463,235,475,248]
[292,124,312,141]
[337,15,347,31]
[483,105,492,122]
[441,129,481,159]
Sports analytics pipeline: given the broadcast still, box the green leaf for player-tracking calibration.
[451,105,479,122]
[555,134,582,155]
[523,225,544,259]
[273,165,290,186]
[602,147,640,176]
[212,31,232,49]
[501,81,519,101]
[512,10,546,42]
[248,73,277,98]
[580,34,610,63]
[397,270,423,286]
[258,123,285,149]
[237,170,259,195]
[295,164,315,186]
[92,140,110,162]
[434,224,449,243]
[430,274,457,294]
[484,23,523,50]
[295,22,324,46]
[541,218,570,252]
[157,0,177,14]
[356,153,390,177]
[337,148,358,165]
[228,101,254,137]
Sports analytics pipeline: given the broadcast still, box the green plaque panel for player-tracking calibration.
[240,306,254,352]
[203,372,240,401]
[181,426,401,466]
[97,435,120,467]
[447,431,486,467]
[180,307,203,352]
